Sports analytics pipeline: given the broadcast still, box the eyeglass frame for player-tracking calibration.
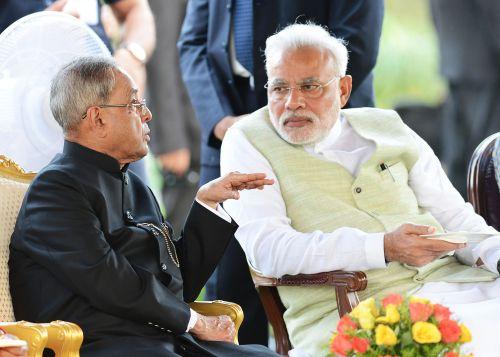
[264,75,341,100]
[81,98,148,119]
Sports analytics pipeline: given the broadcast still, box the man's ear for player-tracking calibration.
[339,75,352,108]
[86,107,107,138]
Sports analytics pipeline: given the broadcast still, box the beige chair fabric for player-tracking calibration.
[0,156,34,321]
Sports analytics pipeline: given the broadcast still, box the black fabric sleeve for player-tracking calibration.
[176,201,238,302]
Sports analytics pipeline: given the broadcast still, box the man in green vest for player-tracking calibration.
[221,23,500,356]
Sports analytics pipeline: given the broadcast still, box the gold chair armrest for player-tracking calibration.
[42,321,83,357]
[0,321,48,357]
[189,300,243,344]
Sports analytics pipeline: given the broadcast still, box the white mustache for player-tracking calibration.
[280,111,319,125]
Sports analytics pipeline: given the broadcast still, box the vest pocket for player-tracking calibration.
[379,161,408,184]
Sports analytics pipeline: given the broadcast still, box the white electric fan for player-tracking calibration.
[0,11,111,172]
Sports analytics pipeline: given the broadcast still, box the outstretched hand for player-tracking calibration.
[196,172,274,209]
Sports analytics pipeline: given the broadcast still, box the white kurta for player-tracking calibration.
[221,114,500,356]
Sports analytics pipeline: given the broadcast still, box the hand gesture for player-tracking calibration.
[189,314,235,343]
[196,172,274,209]
[384,223,466,267]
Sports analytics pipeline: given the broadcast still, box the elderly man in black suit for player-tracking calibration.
[9,56,275,357]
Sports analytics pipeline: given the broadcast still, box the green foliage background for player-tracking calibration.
[374,0,446,109]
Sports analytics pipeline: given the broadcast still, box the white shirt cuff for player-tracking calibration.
[366,232,388,268]
[472,235,500,274]
[195,198,232,223]
[186,308,199,332]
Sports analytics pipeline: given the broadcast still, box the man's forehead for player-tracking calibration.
[115,70,138,98]
[267,47,334,80]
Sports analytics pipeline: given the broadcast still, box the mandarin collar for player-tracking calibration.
[63,140,129,173]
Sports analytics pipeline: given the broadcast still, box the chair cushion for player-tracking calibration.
[486,138,500,230]
[0,176,30,321]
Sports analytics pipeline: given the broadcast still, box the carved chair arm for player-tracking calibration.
[252,270,367,317]
[0,321,83,357]
[0,321,47,357]
[42,321,83,357]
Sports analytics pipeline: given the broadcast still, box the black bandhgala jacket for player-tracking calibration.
[8,141,264,356]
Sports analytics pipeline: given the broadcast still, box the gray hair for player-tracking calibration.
[265,23,348,77]
[50,56,118,133]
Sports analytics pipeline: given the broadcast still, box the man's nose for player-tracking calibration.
[285,87,306,111]
[142,107,152,123]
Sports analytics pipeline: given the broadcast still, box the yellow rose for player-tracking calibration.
[353,297,379,317]
[351,306,375,330]
[376,304,401,324]
[358,309,376,330]
[412,321,441,344]
[375,324,398,346]
[459,324,472,343]
[409,296,430,305]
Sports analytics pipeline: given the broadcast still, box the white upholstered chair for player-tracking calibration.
[0,155,84,357]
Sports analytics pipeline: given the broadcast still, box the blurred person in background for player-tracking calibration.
[178,0,384,345]
[431,0,500,196]
[0,0,155,181]
[146,0,201,234]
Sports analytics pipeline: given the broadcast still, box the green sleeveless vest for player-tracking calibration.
[234,107,496,356]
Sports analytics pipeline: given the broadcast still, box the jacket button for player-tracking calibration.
[355,187,362,194]
[126,210,134,221]
[161,263,168,272]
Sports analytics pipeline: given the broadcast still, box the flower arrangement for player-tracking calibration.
[328,294,472,357]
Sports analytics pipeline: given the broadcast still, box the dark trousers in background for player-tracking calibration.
[202,76,269,346]
[441,80,500,197]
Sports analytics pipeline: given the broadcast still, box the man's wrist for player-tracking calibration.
[186,308,199,332]
[118,42,147,64]
[190,313,206,335]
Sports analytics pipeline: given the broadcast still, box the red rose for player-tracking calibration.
[331,334,352,356]
[337,315,357,334]
[409,302,433,322]
[433,304,451,322]
[382,293,404,308]
[439,319,461,343]
[444,352,459,357]
[352,336,369,353]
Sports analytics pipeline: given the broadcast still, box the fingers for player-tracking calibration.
[0,346,27,357]
[228,171,274,185]
[401,223,436,236]
[232,178,274,191]
[217,316,235,343]
[423,239,465,252]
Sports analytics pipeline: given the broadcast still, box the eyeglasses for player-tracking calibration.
[264,76,339,100]
[82,99,148,119]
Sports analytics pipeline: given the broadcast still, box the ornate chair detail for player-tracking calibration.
[0,155,244,355]
[467,132,500,230]
[0,155,84,356]
[250,268,367,355]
